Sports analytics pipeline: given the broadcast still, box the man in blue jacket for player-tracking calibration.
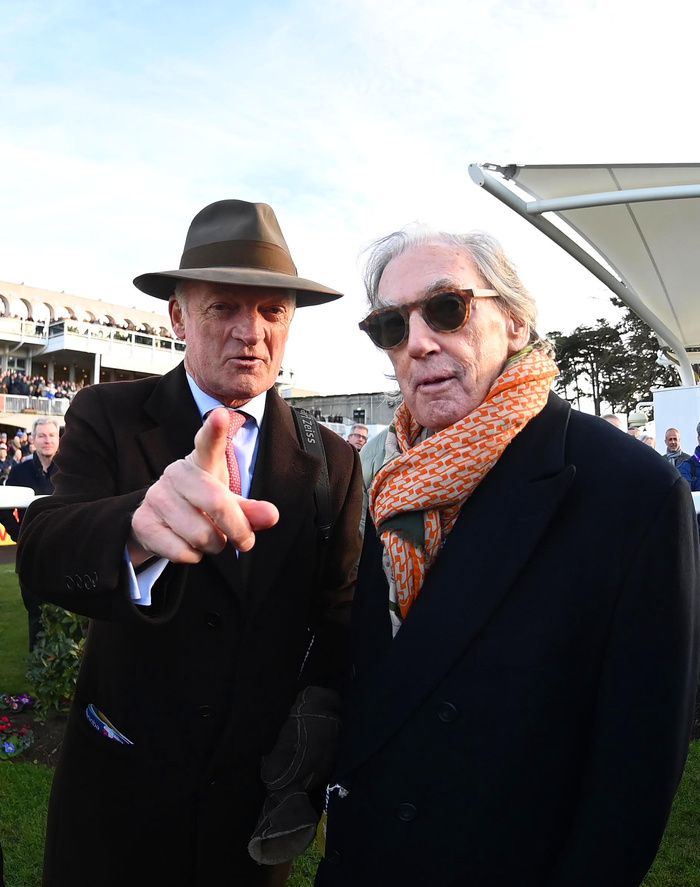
[679,422,700,491]
[2,416,59,649]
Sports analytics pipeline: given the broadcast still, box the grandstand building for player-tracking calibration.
[0,280,300,435]
[0,279,183,433]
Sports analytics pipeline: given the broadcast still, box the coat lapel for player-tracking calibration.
[340,394,576,775]
[237,390,322,611]
[137,363,202,478]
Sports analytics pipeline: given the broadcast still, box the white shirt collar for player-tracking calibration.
[185,373,268,427]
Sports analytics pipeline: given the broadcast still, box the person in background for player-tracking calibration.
[347,424,369,451]
[16,199,362,887]
[8,435,22,459]
[21,431,33,457]
[316,225,699,887]
[664,427,691,468]
[679,423,700,493]
[1,417,60,650]
[601,413,624,430]
[0,442,13,480]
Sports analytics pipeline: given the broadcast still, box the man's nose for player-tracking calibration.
[232,311,263,344]
[405,310,439,358]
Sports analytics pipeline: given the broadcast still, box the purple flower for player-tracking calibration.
[3,741,16,754]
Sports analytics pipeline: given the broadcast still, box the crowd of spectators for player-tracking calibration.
[0,371,82,401]
[0,429,36,481]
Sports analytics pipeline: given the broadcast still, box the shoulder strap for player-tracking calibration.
[291,408,333,543]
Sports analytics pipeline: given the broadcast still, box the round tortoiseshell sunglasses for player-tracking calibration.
[358,287,498,350]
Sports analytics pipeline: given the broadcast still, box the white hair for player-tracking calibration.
[362,225,539,343]
[32,417,60,437]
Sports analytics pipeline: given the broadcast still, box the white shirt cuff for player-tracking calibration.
[123,546,168,607]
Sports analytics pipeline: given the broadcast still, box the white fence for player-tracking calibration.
[1,395,70,416]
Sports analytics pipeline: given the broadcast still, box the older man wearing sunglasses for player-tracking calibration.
[316,226,700,887]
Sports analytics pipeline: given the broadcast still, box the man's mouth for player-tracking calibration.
[416,373,453,390]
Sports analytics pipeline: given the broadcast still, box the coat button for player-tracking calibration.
[205,612,220,628]
[396,802,417,822]
[437,702,458,723]
[198,705,213,718]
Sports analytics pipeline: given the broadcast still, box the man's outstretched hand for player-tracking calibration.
[128,408,279,566]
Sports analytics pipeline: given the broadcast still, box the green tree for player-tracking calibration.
[607,297,682,413]
[547,320,627,415]
[547,302,687,417]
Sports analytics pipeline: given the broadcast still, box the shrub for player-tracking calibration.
[25,605,87,718]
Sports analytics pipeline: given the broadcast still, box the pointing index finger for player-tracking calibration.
[190,407,231,479]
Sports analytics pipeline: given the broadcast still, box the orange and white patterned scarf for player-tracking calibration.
[369,343,559,633]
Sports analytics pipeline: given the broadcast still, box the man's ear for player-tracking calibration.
[507,313,530,353]
[169,296,185,340]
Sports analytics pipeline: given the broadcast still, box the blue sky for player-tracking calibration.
[2,0,700,393]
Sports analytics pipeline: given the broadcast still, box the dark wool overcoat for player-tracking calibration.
[17,363,363,887]
[316,394,700,887]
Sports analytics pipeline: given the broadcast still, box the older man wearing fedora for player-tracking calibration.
[17,200,363,887]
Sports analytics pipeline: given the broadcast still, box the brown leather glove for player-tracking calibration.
[248,686,341,865]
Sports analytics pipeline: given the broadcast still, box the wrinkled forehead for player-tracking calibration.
[378,245,485,305]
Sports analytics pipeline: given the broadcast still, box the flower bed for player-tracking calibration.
[0,693,35,760]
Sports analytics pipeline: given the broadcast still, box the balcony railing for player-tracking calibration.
[47,320,185,352]
[0,394,70,416]
[0,315,185,354]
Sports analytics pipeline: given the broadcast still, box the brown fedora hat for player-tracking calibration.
[133,199,342,308]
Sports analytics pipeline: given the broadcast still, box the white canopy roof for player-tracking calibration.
[469,163,700,386]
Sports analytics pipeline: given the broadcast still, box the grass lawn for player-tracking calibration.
[1,561,698,886]
[0,557,32,694]
[0,762,51,887]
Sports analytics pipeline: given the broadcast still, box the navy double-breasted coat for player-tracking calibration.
[317,394,699,887]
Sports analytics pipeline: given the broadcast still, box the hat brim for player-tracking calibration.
[132,268,342,308]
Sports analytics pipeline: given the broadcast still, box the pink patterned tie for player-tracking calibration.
[225,411,247,495]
